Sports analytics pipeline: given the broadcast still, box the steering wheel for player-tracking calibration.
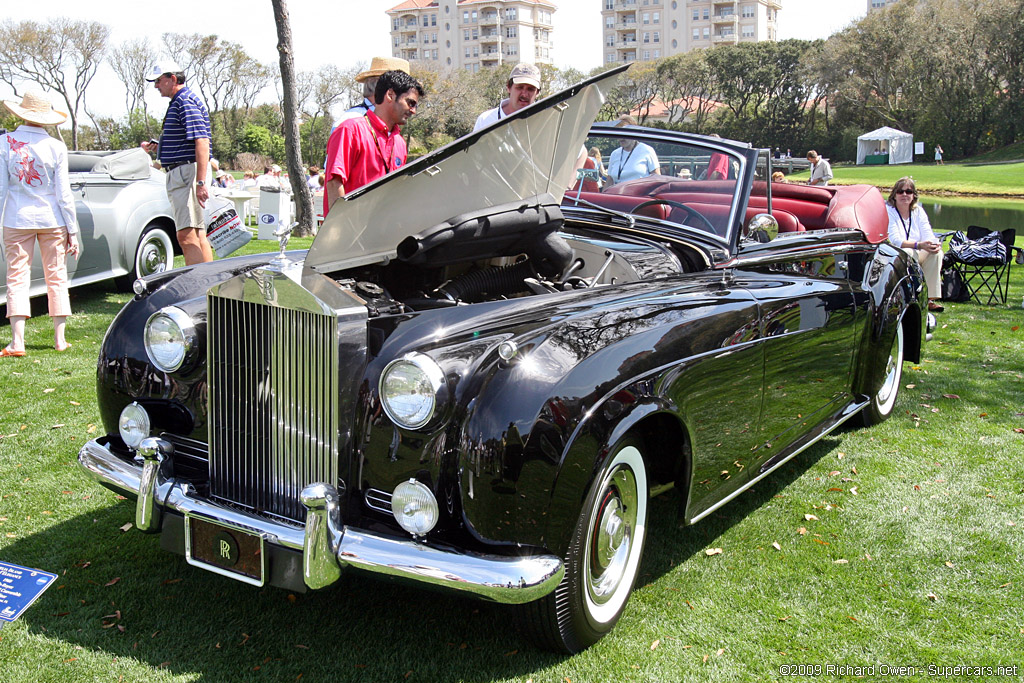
[629,199,717,233]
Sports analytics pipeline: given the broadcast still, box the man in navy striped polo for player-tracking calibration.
[141,60,213,264]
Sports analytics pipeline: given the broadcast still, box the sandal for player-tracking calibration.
[1,347,26,357]
[927,301,944,312]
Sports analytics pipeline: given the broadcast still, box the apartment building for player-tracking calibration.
[601,0,781,65]
[386,0,556,72]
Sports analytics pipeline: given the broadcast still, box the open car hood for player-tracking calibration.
[305,65,628,274]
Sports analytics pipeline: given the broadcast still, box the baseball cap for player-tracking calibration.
[145,60,183,82]
[508,63,541,90]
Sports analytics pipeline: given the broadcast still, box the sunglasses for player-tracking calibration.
[895,188,916,195]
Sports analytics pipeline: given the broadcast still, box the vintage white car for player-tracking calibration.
[1,148,175,306]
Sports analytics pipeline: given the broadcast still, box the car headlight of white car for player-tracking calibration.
[144,306,197,372]
[379,353,448,429]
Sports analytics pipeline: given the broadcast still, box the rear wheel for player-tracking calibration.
[518,438,648,653]
[116,225,174,291]
[860,321,904,426]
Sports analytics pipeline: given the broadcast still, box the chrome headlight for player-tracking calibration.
[379,353,447,429]
[392,479,439,536]
[144,306,196,372]
[119,402,151,450]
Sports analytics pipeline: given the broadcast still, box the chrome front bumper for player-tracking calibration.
[78,437,564,604]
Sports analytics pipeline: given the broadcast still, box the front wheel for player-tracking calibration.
[860,320,904,426]
[116,225,174,291]
[518,438,649,653]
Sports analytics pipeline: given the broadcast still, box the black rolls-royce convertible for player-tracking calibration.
[78,66,933,653]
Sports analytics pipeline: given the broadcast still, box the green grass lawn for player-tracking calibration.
[1,241,1022,682]
[786,161,1024,197]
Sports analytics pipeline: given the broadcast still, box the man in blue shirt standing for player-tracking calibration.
[141,60,213,264]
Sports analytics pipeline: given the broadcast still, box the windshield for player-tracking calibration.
[565,130,747,243]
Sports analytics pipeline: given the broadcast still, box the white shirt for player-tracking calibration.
[886,204,935,247]
[608,142,659,183]
[472,99,512,132]
[1,125,78,234]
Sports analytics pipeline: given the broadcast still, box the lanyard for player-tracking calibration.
[897,209,913,240]
[617,145,636,178]
[364,115,393,173]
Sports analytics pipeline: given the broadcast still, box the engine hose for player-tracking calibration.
[436,259,537,302]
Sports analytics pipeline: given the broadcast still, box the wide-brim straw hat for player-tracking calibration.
[3,89,68,126]
[355,57,411,83]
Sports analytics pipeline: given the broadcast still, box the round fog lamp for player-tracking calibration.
[144,306,195,372]
[391,479,439,536]
[119,401,151,450]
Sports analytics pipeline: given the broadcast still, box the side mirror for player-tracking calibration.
[745,213,779,243]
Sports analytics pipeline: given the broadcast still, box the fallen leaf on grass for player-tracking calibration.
[798,527,807,535]
[43,388,55,393]
[828,487,843,492]
[813,538,830,546]
[119,523,133,532]
[162,578,181,585]
[717,648,725,656]
[779,615,791,622]
[942,394,960,399]
[104,577,120,587]
[945,561,954,568]
[804,514,818,521]
[850,487,858,495]
[1014,428,1024,434]
[833,559,849,564]
[772,542,781,551]
[650,639,660,650]
[705,548,723,556]
[86,425,96,434]
[927,593,938,601]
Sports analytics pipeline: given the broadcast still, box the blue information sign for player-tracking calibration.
[0,561,58,623]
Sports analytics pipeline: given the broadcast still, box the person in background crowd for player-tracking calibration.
[886,176,944,312]
[213,170,233,189]
[772,171,786,183]
[588,146,611,186]
[307,165,321,192]
[240,170,257,190]
[1,88,81,356]
[607,115,660,184]
[324,70,424,214]
[934,144,944,165]
[473,63,542,131]
[806,150,833,186]
[141,60,213,264]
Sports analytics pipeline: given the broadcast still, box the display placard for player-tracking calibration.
[0,561,58,624]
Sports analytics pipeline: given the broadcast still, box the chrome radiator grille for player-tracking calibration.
[207,294,340,522]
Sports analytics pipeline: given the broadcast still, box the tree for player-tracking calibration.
[0,18,110,149]
[108,38,158,136]
[271,0,314,237]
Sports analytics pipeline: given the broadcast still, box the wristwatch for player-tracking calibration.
[196,180,205,187]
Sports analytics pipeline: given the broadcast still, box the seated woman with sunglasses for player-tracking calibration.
[886,176,944,312]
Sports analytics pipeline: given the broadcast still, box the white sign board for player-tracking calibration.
[915,142,925,155]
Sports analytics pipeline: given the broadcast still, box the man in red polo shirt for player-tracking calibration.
[324,70,424,214]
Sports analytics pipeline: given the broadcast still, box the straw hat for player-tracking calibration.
[3,89,68,126]
[355,57,411,83]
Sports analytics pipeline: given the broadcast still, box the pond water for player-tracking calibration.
[918,197,1024,235]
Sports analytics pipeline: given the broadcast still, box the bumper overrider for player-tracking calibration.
[78,436,564,603]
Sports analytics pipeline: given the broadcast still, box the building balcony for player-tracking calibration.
[481,31,500,43]
[713,33,739,44]
[480,13,499,26]
[712,14,738,26]
[619,39,638,47]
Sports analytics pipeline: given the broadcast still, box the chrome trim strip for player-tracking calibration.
[78,438,564,604]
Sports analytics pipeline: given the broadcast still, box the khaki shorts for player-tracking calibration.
[165,163,207,232]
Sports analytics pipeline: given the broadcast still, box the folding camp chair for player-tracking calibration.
[942,226,1021,305]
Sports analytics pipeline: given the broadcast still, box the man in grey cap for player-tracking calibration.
[472,63,541,131]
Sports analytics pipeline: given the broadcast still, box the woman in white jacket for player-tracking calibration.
[885,176,944,312]
[1,89,81,356]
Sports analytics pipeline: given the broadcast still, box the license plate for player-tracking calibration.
[185,515,266,586]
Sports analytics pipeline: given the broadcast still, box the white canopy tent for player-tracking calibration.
[856,126,914,165]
